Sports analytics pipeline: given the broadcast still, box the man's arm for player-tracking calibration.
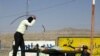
[25,20,36,26]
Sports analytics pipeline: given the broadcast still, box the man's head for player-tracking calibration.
[27,15,36,23]
[83,45,88,50]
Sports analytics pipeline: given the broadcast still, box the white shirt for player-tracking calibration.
[16,19,36,34]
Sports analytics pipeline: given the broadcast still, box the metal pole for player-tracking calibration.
[42,25,46,32]
[0,40,1,50]
[90,0,95,56]
[26,0,29,16]
[42,25,46,40]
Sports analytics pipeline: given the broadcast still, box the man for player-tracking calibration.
[81,45,90,56]
[12,16,36,56]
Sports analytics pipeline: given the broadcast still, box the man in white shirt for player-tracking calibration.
[12,16,36,56]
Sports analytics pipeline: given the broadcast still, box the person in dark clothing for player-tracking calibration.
[81,45,90,56]
[12,16,36,56]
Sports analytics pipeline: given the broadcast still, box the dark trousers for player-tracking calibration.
[13,32,25,56]
[81,51,90,56]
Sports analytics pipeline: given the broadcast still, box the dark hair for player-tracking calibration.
[27,16,36,23]
[83,45,88,49]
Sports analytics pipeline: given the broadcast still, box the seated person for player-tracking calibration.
[81,45,90,56]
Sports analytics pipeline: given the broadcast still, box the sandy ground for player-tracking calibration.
[0,49,10,56]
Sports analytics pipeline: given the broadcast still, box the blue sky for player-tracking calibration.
[0,0,100,33]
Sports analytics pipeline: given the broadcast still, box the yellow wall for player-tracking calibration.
[57,37,100,56]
